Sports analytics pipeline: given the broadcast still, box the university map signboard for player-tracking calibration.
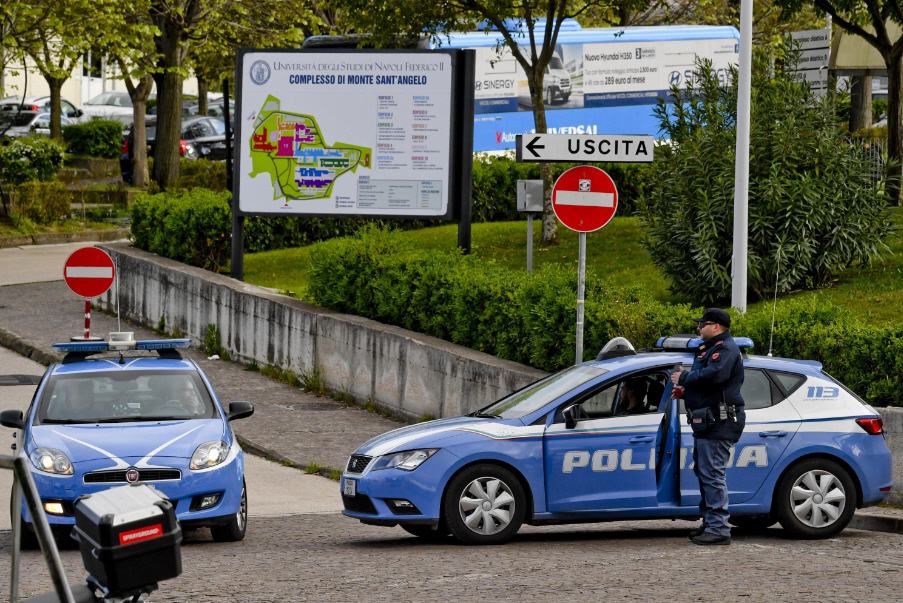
[234,49,474,220]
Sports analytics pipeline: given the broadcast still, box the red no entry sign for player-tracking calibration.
[64,247,115,298]
[551,165,618,232]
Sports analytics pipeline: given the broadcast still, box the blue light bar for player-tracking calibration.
[52,341,109,353]
[136,339,191,350]
[656,335,754,350]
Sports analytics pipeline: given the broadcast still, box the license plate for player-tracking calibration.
[343,478,356,497]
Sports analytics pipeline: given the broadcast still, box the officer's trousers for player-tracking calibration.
[693,438,733,537]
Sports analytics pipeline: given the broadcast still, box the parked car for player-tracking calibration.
[120,115,229,184]
[81,91,135,122]
[0,95,84,122]
[0,111,75,140]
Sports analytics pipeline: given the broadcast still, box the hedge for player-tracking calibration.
[0,137,65,185]
[62,119,123,159]
[307,226,696,371]
[13,181,71,224]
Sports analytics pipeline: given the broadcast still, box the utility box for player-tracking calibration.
[73,484,182,598]
[517,180,543,212]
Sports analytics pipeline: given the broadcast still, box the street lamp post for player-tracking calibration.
[731,0,754,313]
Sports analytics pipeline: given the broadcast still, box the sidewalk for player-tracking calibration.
[1,279,902,534]
[0,280,401,474]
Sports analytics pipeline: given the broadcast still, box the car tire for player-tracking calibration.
[401,521,450,542]
[545,88,554,106]
[443,464,525,545]
[729,515,776,532]
[211,480,247,542]
[774,458,856,539]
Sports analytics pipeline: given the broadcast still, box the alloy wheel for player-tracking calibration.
[458,477,515,536]
[790,469,846,528]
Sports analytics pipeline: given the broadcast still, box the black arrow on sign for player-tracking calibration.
[526,136,545,158]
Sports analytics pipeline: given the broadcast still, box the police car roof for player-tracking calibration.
[587,350,824,376]
[52,356,198,375]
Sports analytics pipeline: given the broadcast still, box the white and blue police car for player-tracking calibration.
[340,336,892,544]
[1,333,254,547]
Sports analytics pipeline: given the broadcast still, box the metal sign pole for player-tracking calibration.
[575,232,586,364]
[527,214,533,273]
[224,77,244,281]
[731,0,753,313]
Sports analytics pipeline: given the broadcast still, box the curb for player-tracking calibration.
[850,511,903,534]
[235,436,342,481]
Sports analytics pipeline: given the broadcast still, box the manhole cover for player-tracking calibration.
[0,374,42,386]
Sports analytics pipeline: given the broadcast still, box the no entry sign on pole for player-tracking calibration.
[551,165,620,365]
[552,165,618,232]
[64,248,115,298]
[64,247,115,340]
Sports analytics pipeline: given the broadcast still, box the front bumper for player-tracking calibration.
[20,452,244,526]
[340,449,458,526]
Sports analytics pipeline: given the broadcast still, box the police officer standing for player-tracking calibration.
[670,308,745,545]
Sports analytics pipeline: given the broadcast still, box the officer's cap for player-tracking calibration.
[691,308,731,328]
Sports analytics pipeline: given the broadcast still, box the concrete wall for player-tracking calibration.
[96,244,548,423]
[96,243,903,505]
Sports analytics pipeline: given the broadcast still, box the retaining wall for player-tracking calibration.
[96,243,547,423]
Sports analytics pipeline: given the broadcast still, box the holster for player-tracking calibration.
[687,407,715,433]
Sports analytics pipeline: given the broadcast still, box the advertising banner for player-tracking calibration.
[235,50,460,218]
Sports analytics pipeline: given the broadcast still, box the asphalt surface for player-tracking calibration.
[0,242,128,287]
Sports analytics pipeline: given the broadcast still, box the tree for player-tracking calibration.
[337,0,641,247]
[640,56,893,304]
[777,0,903,203]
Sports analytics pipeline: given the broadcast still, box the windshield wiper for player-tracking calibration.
[469,412,502,419]
[92,416,190,424]
[41,418,102,424]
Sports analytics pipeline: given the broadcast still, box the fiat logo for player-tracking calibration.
[125,468,140,483]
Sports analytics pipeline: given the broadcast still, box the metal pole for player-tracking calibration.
[12,456,75,603]
[10,476,21,603]
[116,256,121,332]
[84,300,91,339]
[224,77,244,281]
[730,0,753,313]
[456,50,475,255]
[575,232,586,364]
[527,214,533,273]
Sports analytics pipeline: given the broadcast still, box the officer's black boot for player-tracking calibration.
[687,527,704,541]
[691,532,731,546]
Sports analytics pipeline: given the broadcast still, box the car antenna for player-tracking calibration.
[767,247,781,357]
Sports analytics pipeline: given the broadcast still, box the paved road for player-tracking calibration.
[0,242,128,287]
[0,346,343,532]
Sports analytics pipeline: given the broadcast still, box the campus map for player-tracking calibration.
[248,95,371,201]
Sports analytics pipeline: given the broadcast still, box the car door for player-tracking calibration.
[678,366,803,507]
[544,371,668,512]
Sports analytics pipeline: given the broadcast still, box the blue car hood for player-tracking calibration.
[31,420,225,467]
[356,415,511,457]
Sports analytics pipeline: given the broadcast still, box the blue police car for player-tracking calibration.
[1,334,254,548]
[340,336,892,544]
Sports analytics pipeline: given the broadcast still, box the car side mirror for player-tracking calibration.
[76,109,84,117]
[0,410,25,430]
[227,401,254,422]
[562,405,579,430]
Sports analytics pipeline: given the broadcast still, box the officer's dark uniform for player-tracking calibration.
[677,309,745,543]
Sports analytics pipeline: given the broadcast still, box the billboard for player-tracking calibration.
[470,37,739,150]
[235,49,468,219]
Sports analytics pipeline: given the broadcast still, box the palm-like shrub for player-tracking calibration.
[640,54,893,304]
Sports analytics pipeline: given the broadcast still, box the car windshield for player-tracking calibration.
[549,56,565,70]
[36,370,218,424]
[87,92,132,107]
[479,365,608,419]
[0,112,36,127]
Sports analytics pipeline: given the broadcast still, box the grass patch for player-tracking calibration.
[0,214,118,237]
[305,462,322,475]
[329,469,342,481]
[245,209,903,325]
[245,359,260,372]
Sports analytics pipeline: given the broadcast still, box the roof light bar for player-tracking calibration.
[136,339,191,351]
[52,337,192,354]
[656,335,754,350]
[52,341,109,354]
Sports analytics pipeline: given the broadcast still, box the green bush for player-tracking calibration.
[130,189,231,271]
[13,181,71,224]
[62,119,123,159]
[307,226,696,371]
[640,55,893,305]
[471,154,648,221]
[176,159,228,192]
[873,98,888,122]
[731,297,903,407]
[0,137,65,185]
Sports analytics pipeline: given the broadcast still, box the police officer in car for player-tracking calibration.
[670,308,745,546]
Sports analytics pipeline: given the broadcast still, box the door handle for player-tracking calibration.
[629,435,655,444]
[759,431,787,438]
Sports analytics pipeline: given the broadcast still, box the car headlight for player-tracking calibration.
[190,441,230,470]
[370,449,438,472]
[29,448,73,475]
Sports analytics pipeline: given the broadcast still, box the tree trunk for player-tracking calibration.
[131,75,154,189]
[153,23,186,190]
[198,78,208,115]
[885,53,902,205]
[849,74,873,132]
[529,70,558,247]
[46,76,65,141]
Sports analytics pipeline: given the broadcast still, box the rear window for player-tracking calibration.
[36,370,218,424]
[769,371,806,396]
